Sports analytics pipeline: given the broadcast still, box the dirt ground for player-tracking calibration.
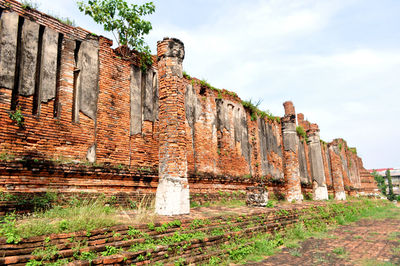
[248,216,400,265]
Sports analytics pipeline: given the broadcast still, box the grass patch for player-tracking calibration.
[332,246,348,258]
[0,198,119,241]
[388,231,400,241]
[391,246,400,255]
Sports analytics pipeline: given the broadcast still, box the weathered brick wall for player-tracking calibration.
[0,1,159,169]
[0,0,378,199]
[0,1,96,163]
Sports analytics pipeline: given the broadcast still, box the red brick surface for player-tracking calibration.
[0,0,378,198]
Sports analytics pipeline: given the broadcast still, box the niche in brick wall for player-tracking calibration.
[0,10,100,121]
[72,37,100,122]
[130,66,158,135]
[0,11,63,116]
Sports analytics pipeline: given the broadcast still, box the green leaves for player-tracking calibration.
[77,0,155,68]
[8,107,24,128]
[0,213,22,244]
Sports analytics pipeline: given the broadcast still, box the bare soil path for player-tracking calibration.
[248,217,400,265]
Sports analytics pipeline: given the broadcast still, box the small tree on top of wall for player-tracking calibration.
[77,0,155,69]
[386,169,394,201]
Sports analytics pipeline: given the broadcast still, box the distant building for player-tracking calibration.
[369,168,400,195]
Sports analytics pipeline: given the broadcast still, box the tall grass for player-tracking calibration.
[15,198,118,239]
[119,195,156,224]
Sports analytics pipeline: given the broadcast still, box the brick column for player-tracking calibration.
[328,143,346,200]
[307,124,328,200]
[282,101,303,202]
[155,37,190,215]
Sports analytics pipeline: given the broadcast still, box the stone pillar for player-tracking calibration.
[307,124,328,200]
[282,101,303,202]
[155,37,190,215]
[328,143,346,200]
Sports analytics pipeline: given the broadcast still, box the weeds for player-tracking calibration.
[1,198,395,265]
[119,195,156,224]
[391,246,400,255]
[101,245,123,256]
[8,198,118,239]
[0,151,15,161]
[32,244,59,261]
[296,125,308,142]
[75,251,97,262]
[349,147,357,155]
[54,16,76,26]
[182,71,191,80]
[0,212,21,244]
[21,0,39,10]
[241,99,280,122]
[332,246,346,255]
[8,107,25,127]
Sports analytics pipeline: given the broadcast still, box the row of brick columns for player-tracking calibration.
[282,101,346,202]
[154,38,345,216]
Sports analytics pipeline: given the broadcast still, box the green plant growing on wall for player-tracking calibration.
[242,99,262,121]
[241,99,280,122]
[0,151,15,161]
[77,0,155,70]
[296,125,308,142]
[320,139,327,147]
[348,147,357,155]
[338,142,343,151]
[54,15,76,26]
[8,107,25,128]
[21,0,40,10]
[182,71,191,80]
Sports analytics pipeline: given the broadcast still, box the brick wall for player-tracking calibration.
[0,0,378,199]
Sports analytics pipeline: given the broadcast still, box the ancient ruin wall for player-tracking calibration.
[0,1,159,169]
[0,0,378,198]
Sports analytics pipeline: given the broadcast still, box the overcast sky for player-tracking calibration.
[31,0,400,169]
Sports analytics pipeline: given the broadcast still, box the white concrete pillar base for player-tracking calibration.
[287,193,304,203]
[335,191,346,201]
[313,185,329,200]
[155,176,190,215]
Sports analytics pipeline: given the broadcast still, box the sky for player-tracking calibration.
[30,0,400,169]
